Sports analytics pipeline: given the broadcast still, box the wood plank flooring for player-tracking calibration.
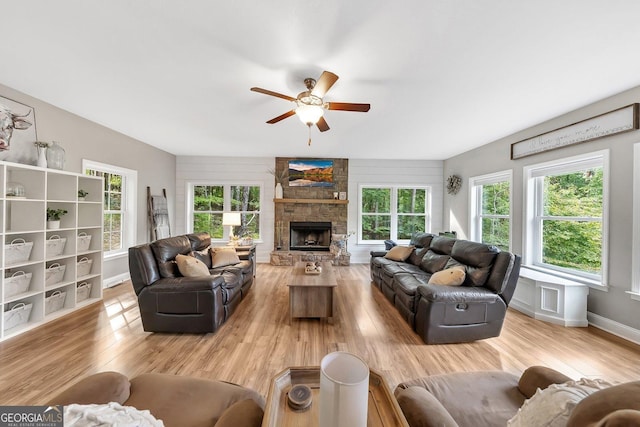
[1,263,640,405]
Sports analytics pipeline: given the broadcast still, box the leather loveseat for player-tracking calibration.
[48,371,265,427]
[128,232,254,333]
[370,233,520,344]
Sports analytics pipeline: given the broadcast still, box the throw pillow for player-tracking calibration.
[175,254,210,277]
[428,266,466,286]
[211,247,241,268]
[384,245,415,262]
[507,378,613,427]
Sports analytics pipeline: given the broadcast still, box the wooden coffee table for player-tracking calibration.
[287,261,337,323]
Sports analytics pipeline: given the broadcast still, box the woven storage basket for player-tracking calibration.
[77,233,92,252]
[4,271,33,298]
[4,302,32,331]
[77,257,93,277]
[5,238,33,265]
[45,290,66,315]
[76,282,92,302]
[45,263,66,286]
[45,235,67,258]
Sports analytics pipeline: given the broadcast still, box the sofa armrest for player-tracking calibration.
[47,372,131,406]
[370,250,388,258]
[394,386,458,427]
[567,381,640,427]
[148,276,225,293]
[517,366,573,398]
[215,399,264,427]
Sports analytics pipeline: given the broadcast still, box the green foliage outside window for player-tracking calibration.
[192,185,261,239]
[480,181,510,251]
[361,187,427,241]
[541,168,603,274]
[362,188,391,240]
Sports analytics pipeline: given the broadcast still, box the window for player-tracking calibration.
[524,151,608,284]
[359,185,430,243]
[83,160,137,257]
[189,183,262,240]
[469,170,512,251]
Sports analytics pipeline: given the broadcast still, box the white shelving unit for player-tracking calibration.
[1,162,103,341]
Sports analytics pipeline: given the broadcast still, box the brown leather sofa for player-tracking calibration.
[128,232,254,333]
[370,233,520,344]
[394,366,640,427]
[48,371,264,427]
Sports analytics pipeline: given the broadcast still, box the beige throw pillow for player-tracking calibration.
[175,254,210,277]
[384,245,415,262]
[211,247,241,268]
[428,266,466,286]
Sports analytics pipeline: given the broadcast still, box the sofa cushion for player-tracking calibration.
[175,254,210,277]
[150,236,191,278]
[507,378,613,427]
[430,235,456,254]
[384,245,415,261]
[428,267,465,286]
[408,247,429,266]
[187,232,211,251]
[451,240,500,287]
[191,249,213,269]
[410,232,435,248]
[420,250,450,273]
[395,386,457,427]
[567,381,640,427]
[216,399,264,427]
[211,247,241,268]
[397,371,524,427]
[47,371,131,406]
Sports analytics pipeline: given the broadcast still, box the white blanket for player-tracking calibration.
[64,402,164,427]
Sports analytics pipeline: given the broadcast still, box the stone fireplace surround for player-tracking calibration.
[270,157,350,266]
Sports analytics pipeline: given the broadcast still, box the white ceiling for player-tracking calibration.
[2,1,640,160]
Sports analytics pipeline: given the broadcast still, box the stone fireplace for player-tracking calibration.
[270,157,349,265]
[289,221,332,251]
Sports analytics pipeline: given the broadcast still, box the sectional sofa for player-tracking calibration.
[370,233,521,344]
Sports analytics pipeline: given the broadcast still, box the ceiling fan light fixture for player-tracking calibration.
[295,103,324,125]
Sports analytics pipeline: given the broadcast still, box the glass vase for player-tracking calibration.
[46,141,66,170]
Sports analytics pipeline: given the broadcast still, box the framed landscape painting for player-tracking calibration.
[288,159,334,187]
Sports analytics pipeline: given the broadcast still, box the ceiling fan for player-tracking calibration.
[250,71,370,136]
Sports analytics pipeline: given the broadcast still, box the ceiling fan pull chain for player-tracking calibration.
[308,125,312,146]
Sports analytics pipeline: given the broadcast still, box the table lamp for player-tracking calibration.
[222,212,242,244]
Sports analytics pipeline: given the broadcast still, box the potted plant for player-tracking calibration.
[47,208,68,229]
[77,189,89,201]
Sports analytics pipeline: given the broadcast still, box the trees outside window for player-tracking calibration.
[360,185,430,243]
[190,183,261,240]
[524,151,608,284]
[84,160,137,257]
[470,171,511,251]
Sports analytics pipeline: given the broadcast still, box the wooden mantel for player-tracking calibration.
[273,198,348,205]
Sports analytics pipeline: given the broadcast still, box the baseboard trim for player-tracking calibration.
[587,312,640,346]
[103,272,130,288]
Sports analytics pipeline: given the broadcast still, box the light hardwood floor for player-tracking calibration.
[1,263,639,405]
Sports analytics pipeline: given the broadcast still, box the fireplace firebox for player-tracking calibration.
[289,221,332,251]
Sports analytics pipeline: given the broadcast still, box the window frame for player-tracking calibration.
[469,169,513,251]
[629,143,640,300]
[82,160,137,259]
[358,184,432,244]
[523,150,609,288]
[186,181,264,242]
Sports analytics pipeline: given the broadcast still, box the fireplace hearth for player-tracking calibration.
[290,221,331,251]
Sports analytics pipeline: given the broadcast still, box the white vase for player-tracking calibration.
[275,182,283,199]
[47,220,60,230]
[37,147,47,168]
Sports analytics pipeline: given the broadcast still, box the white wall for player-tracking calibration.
[443,85,640,331]
[0,83,176,286]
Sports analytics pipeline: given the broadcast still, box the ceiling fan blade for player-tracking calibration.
[316,116,330,132]
[327,102,371,112]
[311,71,339,97]
[250,87,296,102]
[266,110,296,124]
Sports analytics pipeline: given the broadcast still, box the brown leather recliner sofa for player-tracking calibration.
[48,371,265,427]
[370,233,521,344]
[128,232,254,333]
[394,366,640,427]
